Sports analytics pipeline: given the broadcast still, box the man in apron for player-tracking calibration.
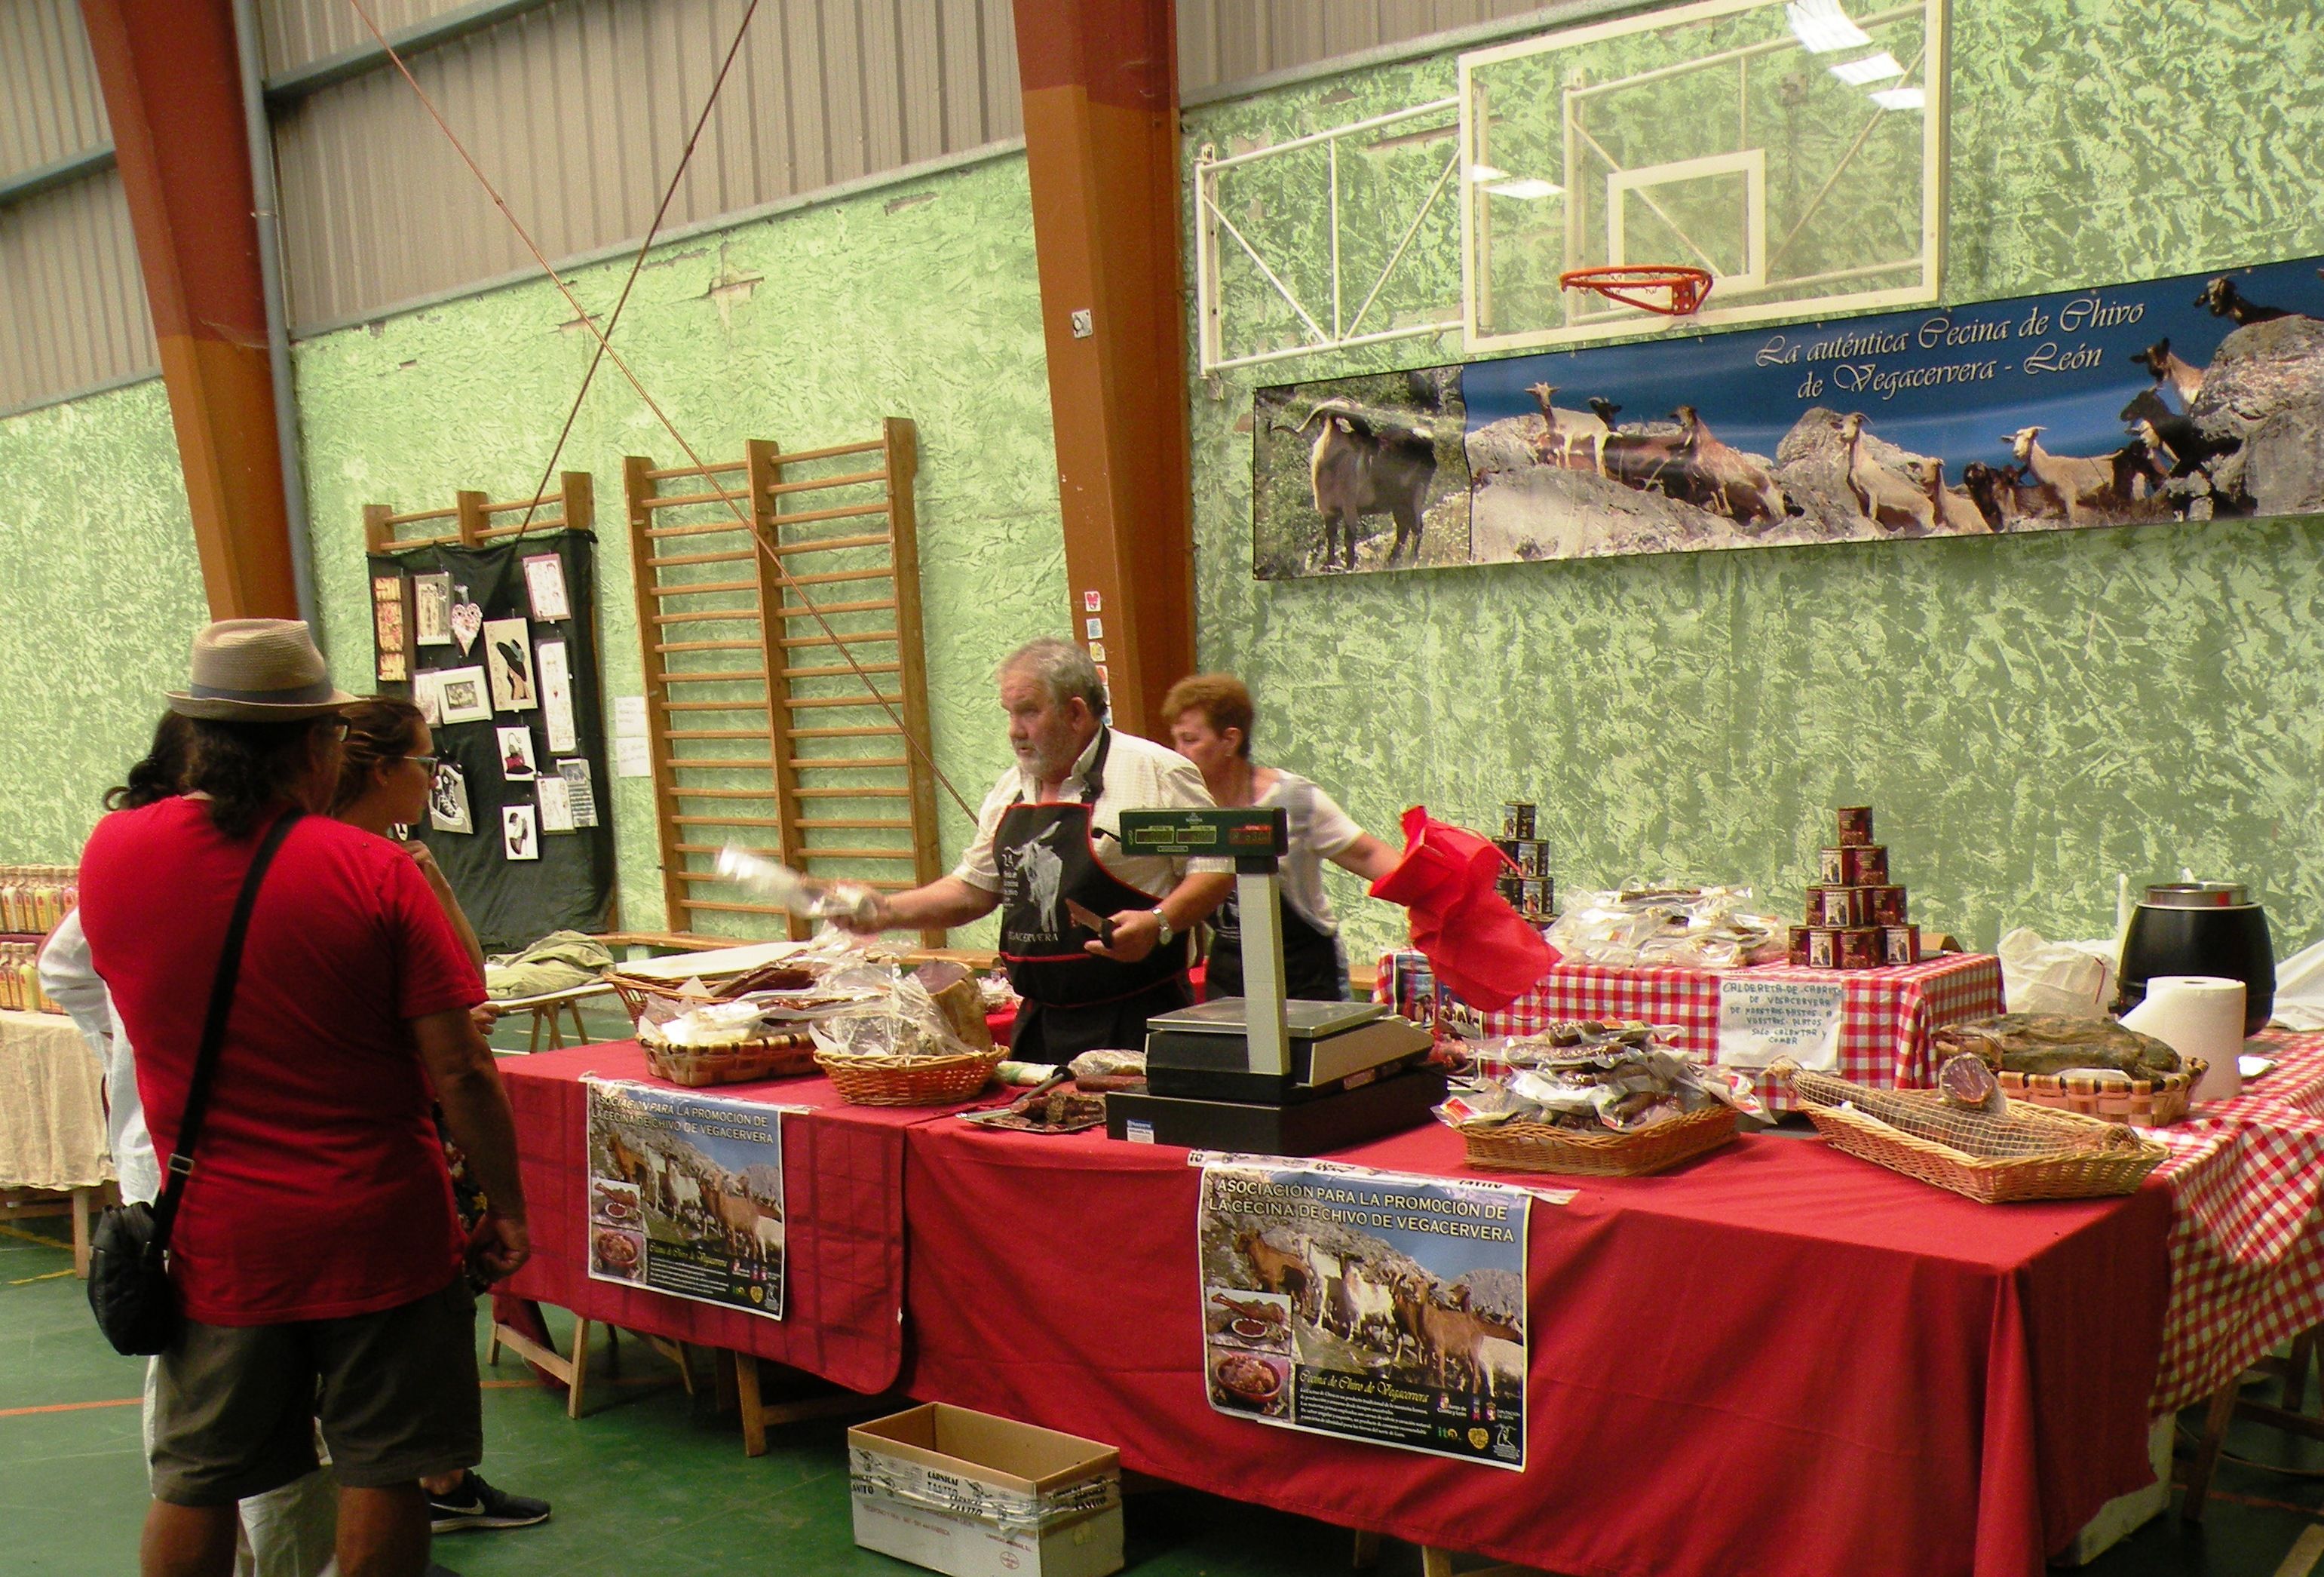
[847,638,1231,1063]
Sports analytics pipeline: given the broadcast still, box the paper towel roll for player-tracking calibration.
[2121,974,2245,1101]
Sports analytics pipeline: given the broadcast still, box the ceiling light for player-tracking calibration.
[1786,0,1872,53]
[1485,178,1564,200]
[1869,86,1926,110]
[1828,51,1904,85]
[1466,163,1511,183]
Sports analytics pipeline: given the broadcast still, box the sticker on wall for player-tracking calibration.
[501,802,539,861]
[428,762,472,835]
[523,554,572,622]
[1084,616,1102,640]
[536,774,576,833]
[497,726,540,781]
[483,618,536,711]
[434,665,492,726]
[1087,642,1105,663]
[556,759,599,828]
[449,593,485,655]
[538,640,577,753]
[412,573,453,647]
[372,575,408,683]
[1084,589,1102,612]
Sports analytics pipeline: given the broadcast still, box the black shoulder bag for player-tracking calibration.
[87,809,304,1357]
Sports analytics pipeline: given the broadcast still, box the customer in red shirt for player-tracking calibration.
[78,620,529,1577]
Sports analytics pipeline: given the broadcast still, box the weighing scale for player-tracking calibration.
[1103,806,1441,1154]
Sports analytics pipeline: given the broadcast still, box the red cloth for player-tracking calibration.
[1369,806,1554,1012]
[79,802,481,1324]
[498,1042,961,1394]
[900,1121,2169,1577]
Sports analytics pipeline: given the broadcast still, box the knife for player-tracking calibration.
[1065,898,1116,949]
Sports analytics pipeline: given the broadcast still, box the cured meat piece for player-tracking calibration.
[1938,1051,2007,1115]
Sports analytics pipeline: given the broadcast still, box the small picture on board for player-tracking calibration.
[536,774,575,833]
[428,762,472,834]
[412,573,452,646]
[484,618,536,711]
[538,640,577,753]
[556,759,599,828]
[434,665,492,726]
[497,726,539,781]
[412,670,443,727]
[502,802,539,861]
[523,554,571,622]
[372,575,408,683]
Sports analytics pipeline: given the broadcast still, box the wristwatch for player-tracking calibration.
[1150,907,1176,946]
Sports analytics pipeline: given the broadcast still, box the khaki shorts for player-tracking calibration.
[150,1277,481,1506]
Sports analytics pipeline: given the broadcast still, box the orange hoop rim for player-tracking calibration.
[1560,265,1714,317]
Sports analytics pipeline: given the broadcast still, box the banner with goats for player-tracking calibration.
[1195,1154,1530,1469]
[1250,253,2324,578]
[585,1078,787,1320]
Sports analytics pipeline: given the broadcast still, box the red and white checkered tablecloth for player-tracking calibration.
[2148,1029,2324,1412]
[1381,953,2003,1111]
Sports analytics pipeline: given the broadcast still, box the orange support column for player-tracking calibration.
[81,0,299,620]
[1012,0,1193,738]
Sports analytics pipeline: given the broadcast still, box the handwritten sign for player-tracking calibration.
[1717,978,1845,1071]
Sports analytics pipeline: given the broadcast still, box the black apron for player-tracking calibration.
[1205,888,1347,1002]
[997,729,1192,1063]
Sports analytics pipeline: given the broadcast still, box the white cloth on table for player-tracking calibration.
[952,727,1228,899]
[38,909,152,1202]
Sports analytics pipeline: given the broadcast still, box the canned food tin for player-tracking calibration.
[1788,925,1814,966]
[1807,928,1840,968]
[1838,927,1882,970]
[1501,801,1537,840]
[1817,848,1847,885]
[1519,877,1552,916]
[1869,885,1908,925]
[1882,925,1921,965]
[1807,886,1863,928]
[1496,873,1524,907]
[1835,805,1875,845]
[1842,845,1889,886]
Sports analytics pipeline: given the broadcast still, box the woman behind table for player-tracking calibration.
[1163,673,1399,1002]
[330,697,550,1540]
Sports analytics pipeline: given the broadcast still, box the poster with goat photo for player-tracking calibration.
[1251,254,2324,576]
[1195,1156,1528,1469]
[584,1078,786,1320]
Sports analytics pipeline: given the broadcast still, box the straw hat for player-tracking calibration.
[167,619,355,721]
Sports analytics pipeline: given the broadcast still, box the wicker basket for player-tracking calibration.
[815,1048,1004,1106]
[1994,1059,2203,1128]
[1797,1096,2166,1203]
[642,1032,818,1088]
[1461,1104,1738,1177]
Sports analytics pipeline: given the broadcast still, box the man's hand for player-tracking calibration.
[1086,907,1160,962]
[835,893,894,934]
[466,1210,530,1284]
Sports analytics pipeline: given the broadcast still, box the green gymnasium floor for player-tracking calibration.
[7,1161,2324,1575]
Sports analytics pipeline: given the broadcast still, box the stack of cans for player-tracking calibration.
[1495,801,1555,921]
[1790,805,1919,968]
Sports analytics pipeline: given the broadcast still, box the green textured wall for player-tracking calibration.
[1186,0,2324,967]
[296,152,1059,945]
[0,379,207,864]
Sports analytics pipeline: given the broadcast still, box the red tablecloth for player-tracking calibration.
[2148,1029,2324,1410]
[897,1119,2169,1577]
[498,1042,960,1394]
[1379,951,2003,1110]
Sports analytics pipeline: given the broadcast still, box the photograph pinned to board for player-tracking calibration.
[434,665,492,726]
[523,554,572,622]
[428,761,473,834]
[412,670,443,728]
[449,593,484,655]
[538,640,577,753]
[412,572,452,646]
[483,618,535,711]
[536,773,576,833]
[497,726,540,781]
[556,759,599,828]
[372,575,408,683]
[501,802,539,861]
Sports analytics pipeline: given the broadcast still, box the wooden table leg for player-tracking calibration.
[1421,1550,1455,1577]
[527,1008,547,1054]
[2179,1379,2242,1523]
[2285,1327,2319,1413]
[70,1186,92,1278]
[1351,1529,1381,1569]
[566,1318,593,1418]
[734,1351,768,1457]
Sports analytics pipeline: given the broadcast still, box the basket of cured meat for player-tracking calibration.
[609,954,869,1088]
[805,959,1001,1106]
[1932,1014,2201,1129]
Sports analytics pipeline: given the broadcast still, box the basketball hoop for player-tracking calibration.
[1561,265,1715,317]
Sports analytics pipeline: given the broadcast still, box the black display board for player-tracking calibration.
[369,529,614,950]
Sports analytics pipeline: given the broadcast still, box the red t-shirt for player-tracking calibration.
[79,799,486,1324]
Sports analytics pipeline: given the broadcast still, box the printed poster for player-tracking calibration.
[584,1078,786,1319]
[1196,1155,1528,1469]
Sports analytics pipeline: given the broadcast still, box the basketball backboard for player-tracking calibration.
[1460,0,1946,351]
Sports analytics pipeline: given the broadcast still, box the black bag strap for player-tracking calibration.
[148,808,305,1250]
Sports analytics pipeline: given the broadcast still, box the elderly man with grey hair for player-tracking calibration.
[847,637,1232,1062]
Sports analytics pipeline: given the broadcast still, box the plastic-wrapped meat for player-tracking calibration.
[1938,1051,2007,1115]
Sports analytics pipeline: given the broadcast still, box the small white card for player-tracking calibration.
[613,695,648,737]
[538,640,577,753]
[536,775,576,833]
[615,735,653,778]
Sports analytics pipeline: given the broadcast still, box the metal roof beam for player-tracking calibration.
[0,144,118,210]
[262,0,560,104]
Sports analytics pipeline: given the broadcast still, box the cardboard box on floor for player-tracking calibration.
[848,1404,1124,1577]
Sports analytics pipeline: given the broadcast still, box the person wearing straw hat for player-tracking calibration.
[78,619,529,1577]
